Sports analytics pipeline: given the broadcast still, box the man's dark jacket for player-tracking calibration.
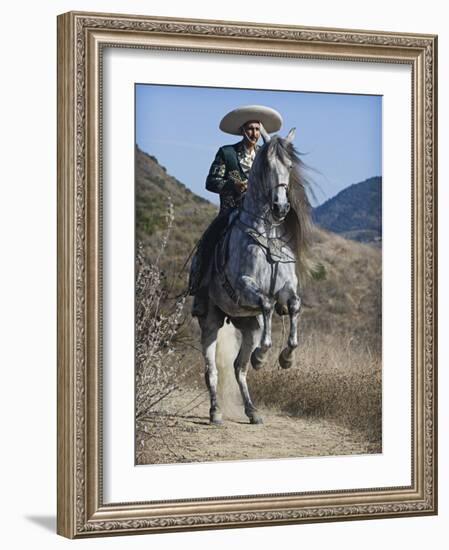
[206,142,254,213]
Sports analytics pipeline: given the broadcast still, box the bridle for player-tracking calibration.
[273,182,289,192]
[240,129,294,227]
[241,179,291,228]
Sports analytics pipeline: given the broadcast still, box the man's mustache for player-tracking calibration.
[242,129,259,142]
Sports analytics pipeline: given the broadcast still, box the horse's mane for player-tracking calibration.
[255,136,314,286]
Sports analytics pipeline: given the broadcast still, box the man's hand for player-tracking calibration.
[233,179,247,193]
[228,171,248,193]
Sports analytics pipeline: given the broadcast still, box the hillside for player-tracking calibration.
[313,176,382,243]
[301,228,381,348]
[136,146,218,293]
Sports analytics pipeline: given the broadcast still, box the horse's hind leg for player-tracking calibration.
[279,295,301,369]
[233,318,263,424]
[199,305,225,424]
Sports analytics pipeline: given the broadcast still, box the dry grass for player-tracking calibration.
[249,331,381,444]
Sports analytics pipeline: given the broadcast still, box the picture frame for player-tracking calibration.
[57,11,437,538]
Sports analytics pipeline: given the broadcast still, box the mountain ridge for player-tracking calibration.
[313,176,382,243]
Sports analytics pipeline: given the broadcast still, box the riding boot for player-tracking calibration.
[191,290,209,317]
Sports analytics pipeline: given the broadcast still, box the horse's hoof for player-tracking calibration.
[251,348,265,370]
[249,414,263,425]
[279,348,294,369]
[210,411,223,425]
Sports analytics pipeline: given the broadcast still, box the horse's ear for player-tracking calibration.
[286,127,296,143]
[259,123,271,143]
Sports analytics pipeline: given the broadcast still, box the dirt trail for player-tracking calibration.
[136,388,379,465]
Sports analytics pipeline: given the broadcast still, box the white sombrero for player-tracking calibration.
[219,105,283,135]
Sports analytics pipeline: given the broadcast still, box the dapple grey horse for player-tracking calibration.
[195,127,313,425]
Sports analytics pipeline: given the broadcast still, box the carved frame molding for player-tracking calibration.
[57,11,437,538]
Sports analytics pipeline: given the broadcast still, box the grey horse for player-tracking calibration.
[194,127,313,425]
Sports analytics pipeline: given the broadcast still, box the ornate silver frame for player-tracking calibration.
[57,11,438,538]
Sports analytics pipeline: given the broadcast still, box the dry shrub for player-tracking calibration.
[249,331,382,444]
[135,199,186,420]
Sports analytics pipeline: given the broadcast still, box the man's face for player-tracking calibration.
[241,121,261,145]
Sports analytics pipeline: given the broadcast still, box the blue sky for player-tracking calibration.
[135,84,382,206]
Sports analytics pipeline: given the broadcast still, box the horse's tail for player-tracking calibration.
[215,322,244,417]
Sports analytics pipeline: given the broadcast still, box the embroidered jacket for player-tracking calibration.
[206,141,259,213]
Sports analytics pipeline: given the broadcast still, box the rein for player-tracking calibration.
[237,211,292,245]
[235,215,295,264]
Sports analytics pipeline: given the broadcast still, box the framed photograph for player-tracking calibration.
[57,11,437,538]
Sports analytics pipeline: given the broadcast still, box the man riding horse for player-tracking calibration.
[190,105,283,317]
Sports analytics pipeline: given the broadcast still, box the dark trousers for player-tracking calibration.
[189,209,233,295]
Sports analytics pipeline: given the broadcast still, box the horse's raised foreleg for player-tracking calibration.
[232,318,263,424]
[279,294,301,369]
[250,304,274,370]
[199,306,225,424]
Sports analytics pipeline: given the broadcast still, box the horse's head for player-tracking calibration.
[253,126,297,223]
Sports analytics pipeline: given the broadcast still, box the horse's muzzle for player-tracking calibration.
[272,201,290,221]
